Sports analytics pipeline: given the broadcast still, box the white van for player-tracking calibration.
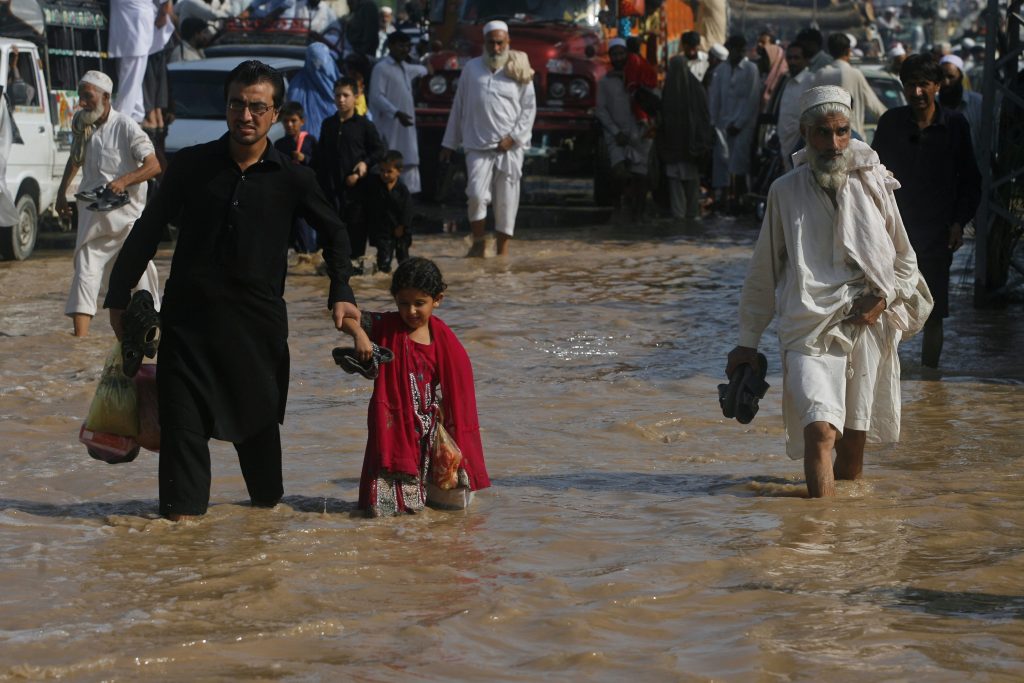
[1,37,74,260]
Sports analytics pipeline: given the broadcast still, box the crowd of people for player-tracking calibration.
[45,0,999,511]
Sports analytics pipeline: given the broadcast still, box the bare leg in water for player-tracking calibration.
[803,421,837,497]
[467,218,486,257]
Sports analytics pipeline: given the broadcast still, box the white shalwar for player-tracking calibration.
[708,57,760,186]
[737,140,932,458]
[368,55,429,193]
[66,109,160,317]
[108,0,158,122]
[442,56,537,236]
[594,73,652,175]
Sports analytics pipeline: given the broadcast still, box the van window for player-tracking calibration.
[7,50,40,110]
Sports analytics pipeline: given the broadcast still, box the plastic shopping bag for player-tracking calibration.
[134,363,160,452]
[85,343,139,438]
[430,423,463,491]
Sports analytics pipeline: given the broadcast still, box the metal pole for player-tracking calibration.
[973,0,999,306]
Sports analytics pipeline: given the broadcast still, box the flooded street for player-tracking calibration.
[1,220,1022,681]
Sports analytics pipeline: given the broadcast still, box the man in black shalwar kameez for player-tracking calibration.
[105,61,360,520]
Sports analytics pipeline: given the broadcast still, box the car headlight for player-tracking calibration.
[428,75,448,95]
[548,80,567,99]
[569,78,590,100]
[546,58,573,74]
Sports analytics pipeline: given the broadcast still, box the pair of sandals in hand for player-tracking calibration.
[75,185,129,212]
[718,353,770,425]
[332,344,394,380]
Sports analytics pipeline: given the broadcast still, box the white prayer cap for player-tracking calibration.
[483,20,509,36]
[799,85,852,115]
[845,33,857,49]
[380,5,392,13]
[940,54,965,72]
[962,37,976,49]
[709,43,728,60]
[888,43,906,58]
[608,37,627,49]
[80,70,113,94]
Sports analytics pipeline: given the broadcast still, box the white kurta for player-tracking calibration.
[708,58,760,178]
[776,69,813,169]
[67,109,159,316]
[442,57,537,233]
[812,60,888,138]
[108,0,157,57]
[368,55,428,193]
[594,73,652,174]
[737,139,931,457]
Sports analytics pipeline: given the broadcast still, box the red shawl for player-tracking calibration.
[623,52,658,122]
[359,313,490,504]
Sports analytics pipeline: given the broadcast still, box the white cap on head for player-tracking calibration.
[799,85,852,115]
[962,37,976,48]
[483,20,509,36]
[380,5,392,13]
[709,43,728,60]
[80,70,113,94]
[888,43,906,58]
[608,37,627,49]
[940,54,965,72]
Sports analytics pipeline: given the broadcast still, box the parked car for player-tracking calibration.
[166,55,303,159]
[855,62,907,144]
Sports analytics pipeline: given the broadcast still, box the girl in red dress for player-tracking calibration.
[342,258,490,516]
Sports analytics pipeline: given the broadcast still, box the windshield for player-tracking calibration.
[169,71,230,119]
[455,0,598,25]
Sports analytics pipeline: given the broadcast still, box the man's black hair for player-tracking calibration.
[180,17,207,42]
[681,31,701,47]
[390,257,447,298]
[786,41,808,58]
[386,30,411,45]
[725,34,747,50]
[827,32,851,58]
[333,76,360,94]
[223,60,285,108]
[899,53,943,84]
[279,101,305,119]
[626,36,642,55]
[381,149,404,168]
[795,27,824,53]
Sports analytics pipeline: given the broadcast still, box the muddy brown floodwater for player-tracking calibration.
[1,220,1022,682]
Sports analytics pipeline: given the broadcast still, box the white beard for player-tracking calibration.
[809,148,851,191]
[484,50,510,71]
[78,106,104,127]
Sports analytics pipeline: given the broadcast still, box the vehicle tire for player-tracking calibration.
[593,132,615,207]
[0,193,38,261]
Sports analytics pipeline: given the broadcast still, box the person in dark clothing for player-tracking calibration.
[872,54,981,368]
[104,61,359,520]
[274,101,319,255]
[344,0,380,58]
[316,76,385,271]
[363,150,413,273]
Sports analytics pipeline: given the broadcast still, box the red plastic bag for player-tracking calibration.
[134,364,160,452]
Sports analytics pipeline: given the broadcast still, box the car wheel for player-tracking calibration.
[0,193,38,261]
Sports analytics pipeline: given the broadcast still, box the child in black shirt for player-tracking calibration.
[363,150,413,274]
[273,101,318,256]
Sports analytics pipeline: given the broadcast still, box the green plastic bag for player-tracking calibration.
[85,343,139,438]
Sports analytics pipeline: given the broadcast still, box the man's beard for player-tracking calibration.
[484,49,510,70]
[809,148,851,191]
[78,106,103,126]
[939,81,963,108]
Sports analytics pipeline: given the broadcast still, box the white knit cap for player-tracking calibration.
[608,37,627,49]
[80,70,113,94]
[709,43,728,60]
[888,43,906,58]
[483,20,509,36]
[799,85,852,115]
[940,54,965,72]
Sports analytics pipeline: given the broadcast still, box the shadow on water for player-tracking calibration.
[726,581,1024,621]
[493,472,803,497]
[0,495,361,519]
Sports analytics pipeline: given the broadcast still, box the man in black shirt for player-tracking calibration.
[873,54,981,368]
[105,61,359,520]
[316,76,385,270]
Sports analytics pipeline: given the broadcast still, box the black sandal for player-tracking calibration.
[121,290,161,378]
[332,343,394,380]
[718,352,770,424]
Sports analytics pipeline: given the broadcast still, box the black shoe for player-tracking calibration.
[332,343,394,380]
[87,186,130,212]
[121,290,161,378]
[74,185,105,203]
[718,353,769,424]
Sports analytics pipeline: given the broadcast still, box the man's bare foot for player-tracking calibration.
[166,513,199,522]
[466,240,486,258]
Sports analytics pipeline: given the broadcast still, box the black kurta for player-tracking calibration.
[105,135,355,442]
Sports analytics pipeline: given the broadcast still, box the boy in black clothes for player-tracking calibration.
[363,150,413,273]
[273,101,319,257]
[315,76,385,273]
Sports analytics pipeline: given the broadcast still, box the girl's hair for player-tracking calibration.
[390,257,447,298]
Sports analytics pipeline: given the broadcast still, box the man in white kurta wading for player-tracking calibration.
[368,31,428,193]
[56,71,161,337]
[726,86,932,498]
[441,20,536,257]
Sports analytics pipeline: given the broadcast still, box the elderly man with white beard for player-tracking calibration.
[56,71,161,337]
[725,86,933,498]
[440,20,536,257]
